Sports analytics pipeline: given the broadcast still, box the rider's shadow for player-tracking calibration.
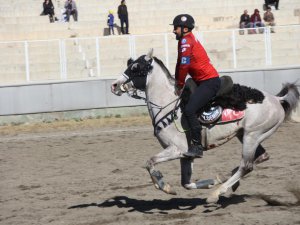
[68,195,249,214]
[68,196,205,214]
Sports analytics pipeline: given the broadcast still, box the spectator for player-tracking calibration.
[265,0,279,10]
[64,0,78,22]
[41,0,56,23]
[250,9,265,33]
[264,7,276,33]
[107,10,115,35]
[239,10,253,34]
[118,0,129,34]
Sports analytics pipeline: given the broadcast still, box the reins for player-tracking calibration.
[127,89,186,134]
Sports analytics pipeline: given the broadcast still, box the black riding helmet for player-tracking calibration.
[170,14,195,30]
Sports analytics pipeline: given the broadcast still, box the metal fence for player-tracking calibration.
[0,24,299,83]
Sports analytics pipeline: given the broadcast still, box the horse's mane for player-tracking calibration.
[153,57,175,85]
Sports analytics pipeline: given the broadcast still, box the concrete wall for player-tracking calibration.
[0,79,142,116]
[223,67,300,94]
[0,67,299,121]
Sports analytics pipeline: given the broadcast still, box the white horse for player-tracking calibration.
[111,49,299,203]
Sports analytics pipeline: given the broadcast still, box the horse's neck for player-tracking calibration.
[145,62,177,122]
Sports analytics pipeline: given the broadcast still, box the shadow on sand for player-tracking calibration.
[68,194,249,214]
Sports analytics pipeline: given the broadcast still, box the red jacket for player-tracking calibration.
[250,13,262,23]
[175,32,219,89]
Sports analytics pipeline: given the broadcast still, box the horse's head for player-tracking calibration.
[111,49,154,96]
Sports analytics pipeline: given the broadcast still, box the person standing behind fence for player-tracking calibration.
[250,9,265,33]
[264,7,276,33]
[64,0,78,22]
[107,10,115,35]
[118,0,129,34]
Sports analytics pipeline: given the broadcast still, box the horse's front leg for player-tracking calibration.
[181,158,220,190]
[145,145,182,195]
[180,158,194,189]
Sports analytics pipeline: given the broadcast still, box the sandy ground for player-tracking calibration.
[0,116,299,225]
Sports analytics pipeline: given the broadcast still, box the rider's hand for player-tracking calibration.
[174,85,182,96]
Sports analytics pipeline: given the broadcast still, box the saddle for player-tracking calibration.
[182,76,264,125]
[198,105,245,124]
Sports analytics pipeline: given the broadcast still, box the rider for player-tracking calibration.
[171,14,221,158]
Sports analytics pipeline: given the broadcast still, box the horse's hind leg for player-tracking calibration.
[207,132,267,203]
[254,144,270,165]
[237,132,269,165]
[207,121,280,204]
[223,144,270,192]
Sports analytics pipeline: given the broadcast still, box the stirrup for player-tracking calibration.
[183,144,203,158]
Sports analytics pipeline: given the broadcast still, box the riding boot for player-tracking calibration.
[183,125,204,158]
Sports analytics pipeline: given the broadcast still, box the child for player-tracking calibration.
[60,8,68,22]
[107,10,115,35]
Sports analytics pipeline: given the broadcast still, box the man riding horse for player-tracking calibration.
[172,14,221,158]
[111,47,299,202]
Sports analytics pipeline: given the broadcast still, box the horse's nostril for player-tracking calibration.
[113,83,117,87]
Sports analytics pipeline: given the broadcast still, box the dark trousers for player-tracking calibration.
[41,10,55,23]
[183,77,221,143]
[66,9,78,22]
[120,16,129,34]
[265,0,279,9]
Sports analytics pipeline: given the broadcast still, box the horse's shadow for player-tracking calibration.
[68,194,249,214]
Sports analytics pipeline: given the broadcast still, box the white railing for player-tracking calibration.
[0,24,299,83]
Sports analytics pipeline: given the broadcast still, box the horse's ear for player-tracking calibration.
[127,58,134,66]
[145,48,153,61]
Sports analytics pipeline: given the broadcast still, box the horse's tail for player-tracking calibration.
[276,82,300,119]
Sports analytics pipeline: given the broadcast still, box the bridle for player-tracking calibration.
[122,57,154,90]
[120,58,181,135]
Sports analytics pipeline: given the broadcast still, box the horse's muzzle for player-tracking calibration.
[111,83,123,96]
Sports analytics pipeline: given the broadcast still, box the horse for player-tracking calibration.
[111,49,300,203]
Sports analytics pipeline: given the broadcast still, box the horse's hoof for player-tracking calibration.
[215,174,227,184]
[254,152,270,165]
[206,196,219,204]
[184,183,197,189]
[162,183,177,195]
[206,192,220,203]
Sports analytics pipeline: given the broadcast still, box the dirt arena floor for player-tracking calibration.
[0,116,299,225]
